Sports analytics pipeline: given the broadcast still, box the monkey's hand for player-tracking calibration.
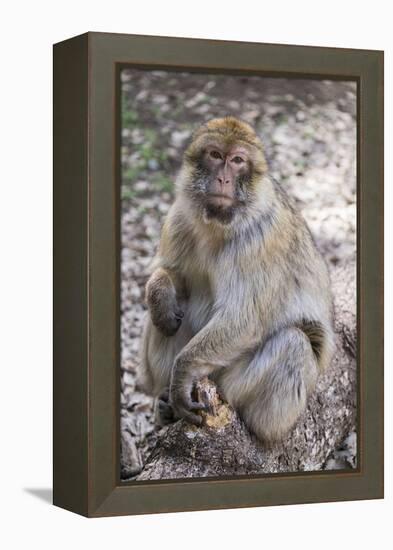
[170,364,206,425]
[146,267,185,337]
[149,296,184,337]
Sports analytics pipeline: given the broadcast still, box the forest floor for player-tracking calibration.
[120,70,357,479]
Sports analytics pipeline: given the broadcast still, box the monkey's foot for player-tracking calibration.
[155,394,176,427]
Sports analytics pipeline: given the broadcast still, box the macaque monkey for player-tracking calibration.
[139,116,334,443]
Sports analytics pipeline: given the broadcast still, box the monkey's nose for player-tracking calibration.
[217,177,230,185]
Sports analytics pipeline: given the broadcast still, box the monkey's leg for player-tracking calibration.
[139,315,193,423]
[219,327,319,443]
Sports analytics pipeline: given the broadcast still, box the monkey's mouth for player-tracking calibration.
[206,193,234,208]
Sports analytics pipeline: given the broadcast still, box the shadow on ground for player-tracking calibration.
[24,488,52,504]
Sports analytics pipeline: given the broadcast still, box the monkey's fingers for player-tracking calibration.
[188,401,207,411]
[172,401,203,426]
[174,309,184,321]
[183,401,206,425]
[182,410,203,426]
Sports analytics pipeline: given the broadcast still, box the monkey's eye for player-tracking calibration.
[232,156,245,164]
[210,150,223,160]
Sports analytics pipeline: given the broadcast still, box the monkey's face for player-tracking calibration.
[183,117,267,226]
[195,144,252,224]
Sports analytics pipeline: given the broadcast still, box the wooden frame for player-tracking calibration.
[53,32,383,517]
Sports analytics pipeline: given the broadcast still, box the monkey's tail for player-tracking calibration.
[298,319,334,371]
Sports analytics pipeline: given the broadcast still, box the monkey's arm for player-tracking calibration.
[170,306,260,424]
[145,266,186,337]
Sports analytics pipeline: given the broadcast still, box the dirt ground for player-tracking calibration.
[120,69,357,479]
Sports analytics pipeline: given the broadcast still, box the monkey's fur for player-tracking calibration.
[139,117,334,443]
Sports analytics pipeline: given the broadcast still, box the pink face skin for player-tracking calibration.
[204,145,250,207]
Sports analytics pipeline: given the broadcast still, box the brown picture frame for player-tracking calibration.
[53,32,384,517]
